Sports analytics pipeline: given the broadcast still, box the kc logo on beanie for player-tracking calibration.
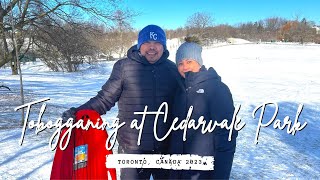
[137,25,166,50]
[149,32,157,40]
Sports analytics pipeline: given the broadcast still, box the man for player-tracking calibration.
[62,25,179,179]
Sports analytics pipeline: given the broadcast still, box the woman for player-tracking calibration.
[170,37,238,179]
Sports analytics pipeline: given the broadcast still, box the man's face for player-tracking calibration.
[177,59,201,78]
[140,41,164,64]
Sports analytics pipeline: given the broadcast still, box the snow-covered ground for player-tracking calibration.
[0,43,320,179]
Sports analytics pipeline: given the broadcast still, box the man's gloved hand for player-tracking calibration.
[61,107,77,123]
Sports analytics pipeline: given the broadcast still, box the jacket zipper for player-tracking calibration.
[152,66,156,109]
[152,65,156,150]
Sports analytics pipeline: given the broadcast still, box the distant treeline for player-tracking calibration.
[166,15,320,45]
[18,16,320,72]
[1,2,319,74]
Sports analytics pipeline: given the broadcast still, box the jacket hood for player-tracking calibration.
[127,45,170,65]
[185,65,221,87]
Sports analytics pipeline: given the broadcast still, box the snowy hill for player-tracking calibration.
[1,43,320,179]
[226,37,251,44]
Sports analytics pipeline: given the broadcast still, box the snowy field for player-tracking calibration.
[0,43,320,179]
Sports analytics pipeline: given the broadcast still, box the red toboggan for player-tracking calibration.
[50,109,117,179]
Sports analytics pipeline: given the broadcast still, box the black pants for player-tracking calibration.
[118,146,169,180]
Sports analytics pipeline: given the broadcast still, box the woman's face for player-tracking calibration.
[177,59,201,78]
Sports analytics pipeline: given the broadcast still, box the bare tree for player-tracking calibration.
[264,17,286,31]
[185,12,214,39]
[0,0,130,74]
[91,29,134,60]
[165,27,187,40]
[237,22,260,41]
[33,21,98,72]
[261,17,286,41]
[209,24,237,41]
[110,9,136,58]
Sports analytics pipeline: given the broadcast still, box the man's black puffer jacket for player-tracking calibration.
[77,45,180,152]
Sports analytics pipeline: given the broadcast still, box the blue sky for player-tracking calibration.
[124,0,320,30]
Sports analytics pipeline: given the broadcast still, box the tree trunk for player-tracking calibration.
[10,31,24,75]
[0,55,10,68]
[11,56,18,75]
[0,14,11,68]
[67,56,73,72]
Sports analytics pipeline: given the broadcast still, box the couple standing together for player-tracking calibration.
[63,24,237,180]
